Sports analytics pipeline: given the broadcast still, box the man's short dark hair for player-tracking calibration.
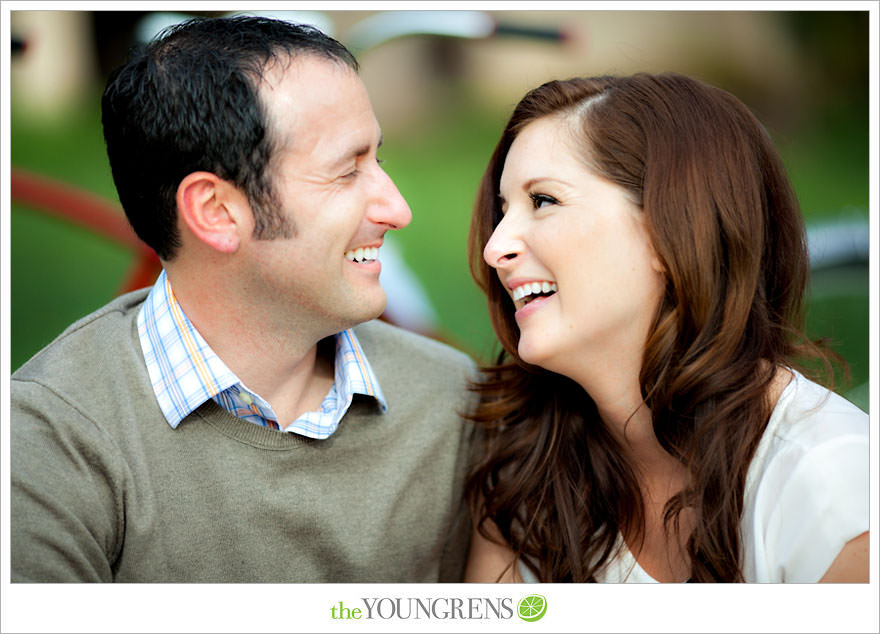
[101,15,359,260]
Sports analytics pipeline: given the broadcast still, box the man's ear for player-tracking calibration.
[176,171,249,254]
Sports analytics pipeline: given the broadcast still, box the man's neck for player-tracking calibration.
[166,267,338,426]
[243,337,336,427]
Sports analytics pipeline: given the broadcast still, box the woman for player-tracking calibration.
[464,73,868,582]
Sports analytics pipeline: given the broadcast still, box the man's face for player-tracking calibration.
[238,55,411,339]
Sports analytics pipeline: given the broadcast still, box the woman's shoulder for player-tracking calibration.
[741,369,869,581]
[744,367,868,512]
[760,369,867,455]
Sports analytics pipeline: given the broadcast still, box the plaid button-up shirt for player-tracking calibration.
[138,270,386,439]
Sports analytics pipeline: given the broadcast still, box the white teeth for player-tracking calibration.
[345,247,379,263]
[512,281,557,303]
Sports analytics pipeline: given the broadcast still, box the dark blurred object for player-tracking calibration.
[784,13,868,108]
[90,12,147,77]
[11,35,26,54]
[90,11,224,78]
[494,22,571,42]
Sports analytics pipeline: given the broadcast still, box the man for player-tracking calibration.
[11,16,476,582]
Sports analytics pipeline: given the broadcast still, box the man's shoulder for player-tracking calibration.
[13,288,150,385]
[352,319,476,374]
[350,320,478,432]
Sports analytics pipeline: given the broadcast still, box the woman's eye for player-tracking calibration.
[530,193,558,209]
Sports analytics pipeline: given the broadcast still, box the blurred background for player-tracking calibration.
[7,9,870,411]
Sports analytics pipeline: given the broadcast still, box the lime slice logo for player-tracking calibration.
[517,594,547,622]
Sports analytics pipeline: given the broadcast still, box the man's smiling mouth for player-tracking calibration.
[345,247,379,263]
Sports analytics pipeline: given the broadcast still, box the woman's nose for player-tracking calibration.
[482,216,523,269]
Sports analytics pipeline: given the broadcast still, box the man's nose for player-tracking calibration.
[368,168,412,230]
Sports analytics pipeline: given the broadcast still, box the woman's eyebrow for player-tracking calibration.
[522,176,568,190]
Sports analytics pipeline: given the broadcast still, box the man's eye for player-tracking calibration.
[342,157,383,180]
[530,193,558,209]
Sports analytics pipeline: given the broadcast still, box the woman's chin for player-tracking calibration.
[517,338,553,370]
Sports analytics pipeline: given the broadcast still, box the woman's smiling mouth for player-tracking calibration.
[511,280,558,310]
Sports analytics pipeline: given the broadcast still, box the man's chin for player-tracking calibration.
[364,294,388,324]
[340,292,387,329]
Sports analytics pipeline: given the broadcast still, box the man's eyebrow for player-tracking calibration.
[340,134,384,164]
[325,134,381,175]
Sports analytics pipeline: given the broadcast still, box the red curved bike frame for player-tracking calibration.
[10,166,162,294]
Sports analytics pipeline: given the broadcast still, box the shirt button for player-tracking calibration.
[240,391,253,405]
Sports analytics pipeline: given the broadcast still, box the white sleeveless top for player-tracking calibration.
[520,371,869,583]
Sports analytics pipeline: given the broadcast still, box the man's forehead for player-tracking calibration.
[258,54,380,165]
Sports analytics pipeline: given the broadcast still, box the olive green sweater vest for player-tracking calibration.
[11,290,477,582]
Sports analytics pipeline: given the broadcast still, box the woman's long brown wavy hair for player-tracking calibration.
[466,73,838,582]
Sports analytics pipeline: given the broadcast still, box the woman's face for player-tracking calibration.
[483,114,665,379]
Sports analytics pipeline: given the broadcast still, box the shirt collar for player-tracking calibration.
[137,270,386,434]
